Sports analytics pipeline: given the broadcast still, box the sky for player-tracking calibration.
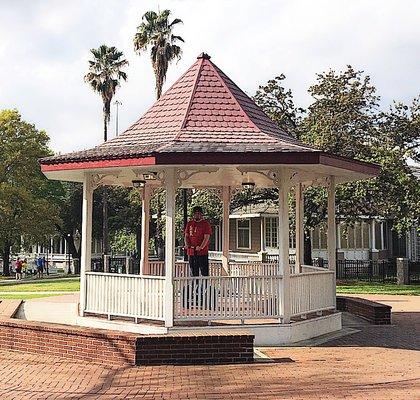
[0,0,419,154]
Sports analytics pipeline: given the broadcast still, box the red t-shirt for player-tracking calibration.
[185,219,212,256]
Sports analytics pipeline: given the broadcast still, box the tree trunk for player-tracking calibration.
[182,188,188,261]
[135,226,141,258]
[1,241,11,276]
[64,234,81,274]
[304,228,312,265]
[156,197,164,260]
[102,189,109,255]
[103,103,109,142]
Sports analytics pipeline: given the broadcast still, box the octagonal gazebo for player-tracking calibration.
[40,53,379,344]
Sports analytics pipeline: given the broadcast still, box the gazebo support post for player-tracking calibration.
[295,183,304,273]
[221,186,230,274]
[80,173,93,316]
[278,170,291,324]
[327,176,337,306]
[140,185,151,275]
[164,168,176,328]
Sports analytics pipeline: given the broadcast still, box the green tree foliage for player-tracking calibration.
[133,9,184,99]
[84,45,128,142]
[254,66,420,241]
[0,110,61,275]
[254,74,303,137]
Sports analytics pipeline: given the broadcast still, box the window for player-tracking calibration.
[355,223,362,248]
[312,227,327,250]
[237,219,251,249]
[362,223,370,249]
[339,222,370,250]
[209,224,221,251]
[265,217,278,248]
[319,227,327,249]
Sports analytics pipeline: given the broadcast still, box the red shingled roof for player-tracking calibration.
[41,53,317,165]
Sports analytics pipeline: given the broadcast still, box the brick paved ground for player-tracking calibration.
[0,295,418,400]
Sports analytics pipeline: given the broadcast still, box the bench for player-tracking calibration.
[336,296,391,325]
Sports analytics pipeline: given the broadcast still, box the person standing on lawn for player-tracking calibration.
[184,206,212,277]
[36,256,44,278]
[22,258,28,278]
[15,257,22,280]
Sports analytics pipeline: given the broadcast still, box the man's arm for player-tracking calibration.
[197,234,210,251]
[184,232,190,248]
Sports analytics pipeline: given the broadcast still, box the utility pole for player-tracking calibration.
[114,100,122,136]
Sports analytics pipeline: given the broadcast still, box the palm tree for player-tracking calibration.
[134,10,184,260]
[133,10,184,99]
[85,45,128,141]
[85,45,128,255]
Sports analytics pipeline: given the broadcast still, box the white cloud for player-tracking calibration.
[0,0,419,153]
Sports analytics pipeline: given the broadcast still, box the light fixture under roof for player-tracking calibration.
[242,181,255,190]
[142,172,157,180]
[132,179,146,188]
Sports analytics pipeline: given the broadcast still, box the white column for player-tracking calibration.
[327,176,336,272]
[221,186,230,273]
[380,221,385,250]
[371,220,376,250]
[278,170,291,324]
[164,169,176,328]
[295,183,304,273]
[327,176,337,309]
[80,174,93,316]
[336,223,341,249]
[140,185,151,275]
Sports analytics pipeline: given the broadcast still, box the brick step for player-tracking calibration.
[0,300,22,319]
[136,331,254,365]
[337,296,391,325]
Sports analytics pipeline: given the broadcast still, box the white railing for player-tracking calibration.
[229,262,281,276]
[173,275,283,321]
[301,264,328,273]
[147,260,165,276]
[85,272,165,321]
[290,270,335,317]
[145,261,224,277]
[208,251,261,262]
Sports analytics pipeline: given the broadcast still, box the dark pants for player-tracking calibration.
[189,254,209,277]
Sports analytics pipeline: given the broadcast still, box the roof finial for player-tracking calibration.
[197,52,211,60]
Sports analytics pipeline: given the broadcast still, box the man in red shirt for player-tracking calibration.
[184,206,212,276]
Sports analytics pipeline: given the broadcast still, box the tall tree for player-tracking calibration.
[253,68,420,264]
[133,9,184,99]
[84,45,128,255]
[134,9,184,258]
[254,74,303,137]
[0,110,61,275]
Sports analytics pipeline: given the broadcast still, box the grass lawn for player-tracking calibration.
[0,278,80,293]
[0,293,64,300]
[337,282,420,295]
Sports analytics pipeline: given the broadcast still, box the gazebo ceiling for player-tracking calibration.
[40,52,379,186]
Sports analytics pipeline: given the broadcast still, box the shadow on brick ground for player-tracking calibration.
[322,311,420,351]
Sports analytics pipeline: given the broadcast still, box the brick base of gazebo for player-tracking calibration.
[0,312,254,366]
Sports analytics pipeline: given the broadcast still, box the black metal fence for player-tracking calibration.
[90,256,138,274]
[336,259,397,282]
[91,257,104,272]
[409,261,420,284]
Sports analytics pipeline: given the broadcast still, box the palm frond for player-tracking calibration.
[169,18,183,27]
